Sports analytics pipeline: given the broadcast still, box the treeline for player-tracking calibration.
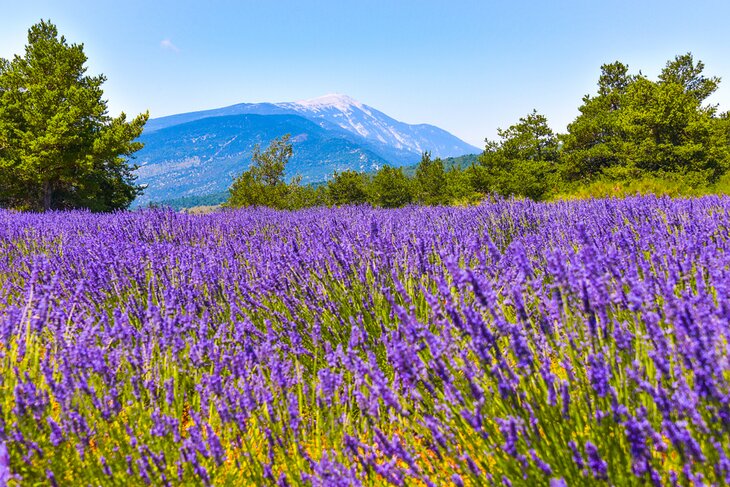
[4,21,727,213]
[226,136,480,210]
[228,53,730,210]
[154,156,477,210]
[154,192,230,211]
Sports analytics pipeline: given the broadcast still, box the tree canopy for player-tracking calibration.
[227,134,311,210]
[561,53,729,185]
[0,20,148,212]
[414,152,448,205]
[370,165,413,208]
[328,170,370,206]
[473,110,559,201]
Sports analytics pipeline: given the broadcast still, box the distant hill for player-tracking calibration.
[134,113,388,205]
[133,94,480,206]
[151,153,482,211]
[148,192,230,211]
[401,153,480,178]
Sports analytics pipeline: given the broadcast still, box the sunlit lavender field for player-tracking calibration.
[1,196,729,486]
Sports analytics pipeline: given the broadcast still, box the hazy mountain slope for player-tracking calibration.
[134,94,479,205]
[144,95,479,158]
[134,114,387,206]
[276,94,480,160]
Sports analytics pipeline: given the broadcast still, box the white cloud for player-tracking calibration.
[160,39,180,53]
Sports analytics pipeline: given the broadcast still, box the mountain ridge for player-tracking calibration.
[143,94,479,158]
[134,94,480,205]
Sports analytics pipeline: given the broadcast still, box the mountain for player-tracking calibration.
[134,94,480,205]
[135,114,388,205]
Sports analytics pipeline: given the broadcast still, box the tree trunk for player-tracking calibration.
[42,181,53,211]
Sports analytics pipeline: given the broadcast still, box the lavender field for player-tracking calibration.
[1,196,729,486]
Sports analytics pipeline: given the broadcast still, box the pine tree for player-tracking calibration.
[414,152,448,205]
[473,110,559,200]
[0,20,149,211]
[561,54,730,184]
[370,165,412,208]
[327,170,370,206]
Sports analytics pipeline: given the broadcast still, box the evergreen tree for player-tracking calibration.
[659,53,719,103]
[249,134,293,187]
[444,165,479,204]
[562,54,730,184]
[559,62,634,181]
[327,170,370,206]
[414,152,448,205]
[473,110,559,200]
[370,165,412,208]
[0,20,148,211]
[286,184,330,209]
[227,134,305,209]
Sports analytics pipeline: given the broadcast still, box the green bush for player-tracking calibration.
[327,170,370,206]
[370,165,413,208]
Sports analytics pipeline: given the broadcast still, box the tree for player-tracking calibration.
[444,165,479,204]
[250,134,293,187]
[327,170,370,206]
[473,110,559,200]
[0,20,148,211]
[370,165,412,208]
[414,152,448,205]
[227,134,303,209]
[562,54,730,184]
[620,75,728,180]
[560,63,633,181]
[286,183,330,209]
[597,61,632,103]
[658,53,719,103]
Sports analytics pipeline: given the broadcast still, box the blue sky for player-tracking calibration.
[2,0,730,147]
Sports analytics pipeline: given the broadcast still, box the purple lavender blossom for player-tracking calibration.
[530,449,553,475]
[585,441,608,480]
[1,196,730,484]
[568,440,584,470]
[587,352,611,398]
[0,442,9,485]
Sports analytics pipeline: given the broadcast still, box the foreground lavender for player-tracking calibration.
[1,196,729,486]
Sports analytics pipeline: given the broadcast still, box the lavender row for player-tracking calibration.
[1,196,729,485]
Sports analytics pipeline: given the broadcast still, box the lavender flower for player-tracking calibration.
[587,352,611,398]
[585,441,608,480]
[0,442,9,486]
[568,440,584,470]
[530,449,553,475]
[1,197,730,484]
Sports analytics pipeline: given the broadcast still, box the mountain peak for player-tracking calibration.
[136,95,481,204]
[293,93,363,111]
